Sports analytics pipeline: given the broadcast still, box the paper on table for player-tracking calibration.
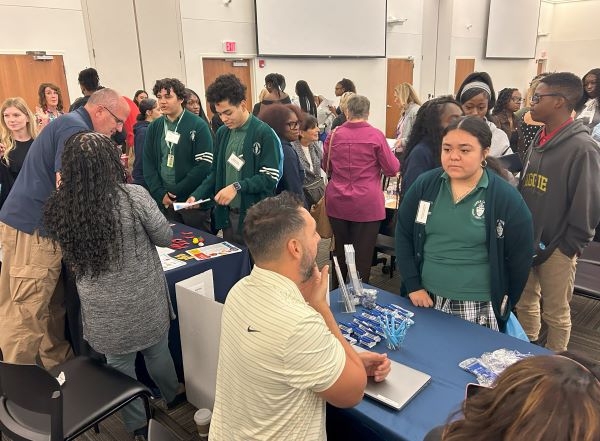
[156,246,175,256]
[173,198,211,211]
[159,254,187,271]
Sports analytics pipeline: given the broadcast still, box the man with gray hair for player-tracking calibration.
[209,191,391,440]
[0,88,130,366]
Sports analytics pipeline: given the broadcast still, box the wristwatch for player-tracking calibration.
[232,182,241,192]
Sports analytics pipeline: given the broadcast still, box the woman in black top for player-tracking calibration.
[252,73,292,115]
[0,97,37,208]
[491,88,526,157]
[294,80,318,117]
[257,104,305,205]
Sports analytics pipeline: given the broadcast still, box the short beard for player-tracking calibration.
[300,250,316,283]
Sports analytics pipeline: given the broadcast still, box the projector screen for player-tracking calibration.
[486,0,541,59]
[254,0,387,57]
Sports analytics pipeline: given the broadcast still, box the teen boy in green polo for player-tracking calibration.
[144,78,213,231]
[187,74,281,245]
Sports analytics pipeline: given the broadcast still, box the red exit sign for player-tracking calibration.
[222,41,237,53]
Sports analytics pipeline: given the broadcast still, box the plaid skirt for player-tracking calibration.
[432,295,499,331]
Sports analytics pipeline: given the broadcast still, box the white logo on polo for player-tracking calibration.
[496,219,505,238]
[472,200,485,219]
[190,130,196,141]
[253,142,261,155]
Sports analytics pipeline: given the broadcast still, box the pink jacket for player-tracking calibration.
[322,121,399,222]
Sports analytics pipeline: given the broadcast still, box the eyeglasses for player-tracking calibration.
[286,121,299,129]
[530,93,566,104]
[99,105,124,126]
[511,97,524,103]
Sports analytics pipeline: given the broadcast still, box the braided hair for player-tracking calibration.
[43,131,132,279]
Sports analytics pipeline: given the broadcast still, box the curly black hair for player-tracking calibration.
[337,78,357,94]
[78,67,100,92]
[402,95,462,174]
[206,74,247,106]
[265,73,287,97]
[456,72,496,117]
[183,88,210,126]
[493,88,518,115]
[153,78,186,100]
[43,131,131,279]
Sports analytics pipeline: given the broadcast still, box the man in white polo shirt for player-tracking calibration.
[210,192,391,441]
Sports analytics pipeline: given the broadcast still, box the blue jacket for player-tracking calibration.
[132,120,149,187]
[276,139,305,205]
[395,168,534,331]
[401,138,436,197]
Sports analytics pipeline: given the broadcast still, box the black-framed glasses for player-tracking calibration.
[100,105,124,125]
[286,121,299,129]
[531,93,566,104]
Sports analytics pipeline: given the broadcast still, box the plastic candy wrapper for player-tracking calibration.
[378,313,413,351]
[460,349,533,386]
[360,288,378,309]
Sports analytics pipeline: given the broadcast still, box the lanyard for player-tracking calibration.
[164,111,184,153]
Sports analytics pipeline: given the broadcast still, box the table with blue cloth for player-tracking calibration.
[160,222,252,381]
[326,287,551,441]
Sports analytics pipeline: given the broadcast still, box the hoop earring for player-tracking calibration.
[481,159,488,168]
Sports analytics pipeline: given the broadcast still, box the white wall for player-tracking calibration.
[545,0,600,77]
[0,0,90,102]
[448,0,539,95]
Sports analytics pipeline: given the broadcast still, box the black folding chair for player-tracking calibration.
[148,419,179,441]
[0,355,151,441]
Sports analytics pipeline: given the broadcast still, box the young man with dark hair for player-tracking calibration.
[143,78,213,231]
[516,72,600,352]
[210,192,390,440]
[69,67,101,111]
[187,74,282,245]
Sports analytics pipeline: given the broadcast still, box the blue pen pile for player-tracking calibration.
[339,303,415,350]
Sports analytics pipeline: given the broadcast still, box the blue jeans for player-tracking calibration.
[105,331,179,432]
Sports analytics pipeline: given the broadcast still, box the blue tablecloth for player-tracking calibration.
[327,287,551,441]
[163,222,252,380]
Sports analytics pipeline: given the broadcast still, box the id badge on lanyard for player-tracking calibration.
[165,114,184,168]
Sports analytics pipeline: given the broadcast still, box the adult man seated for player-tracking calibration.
[210,192,391,440]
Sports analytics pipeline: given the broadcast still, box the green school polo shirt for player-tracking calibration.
[421,171,491,301]
[225,116,251,209]
[160,114,183,189]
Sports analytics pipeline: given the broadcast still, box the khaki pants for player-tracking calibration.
[515,248,577,352]
[0,223,73,367]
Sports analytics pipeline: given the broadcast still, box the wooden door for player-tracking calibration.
[385,59,414,139]
[454,58,476,94]
[202,59,253,119]
[0,54,71,112]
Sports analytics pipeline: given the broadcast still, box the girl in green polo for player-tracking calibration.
[395,116,533,331]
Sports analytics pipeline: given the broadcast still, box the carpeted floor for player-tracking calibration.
[3,246,599,441]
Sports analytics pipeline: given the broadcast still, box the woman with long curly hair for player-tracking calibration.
[43,131,184,439]
[491,87,525,155]
[424,353,600,441]
[0,97,37,208]
[400,96,463,196]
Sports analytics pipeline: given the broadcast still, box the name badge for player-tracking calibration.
[228,153,245,171]
[167,154,175,168]
[165,130,180,144]
[415,200,431,224]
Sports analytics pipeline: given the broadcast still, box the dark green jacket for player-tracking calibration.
[395,168,534,331]
[190,115,281,232]
[143,109,213,207]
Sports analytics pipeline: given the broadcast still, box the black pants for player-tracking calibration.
[165,206,212,232]
[222,209,245,246]
[329,217,381,285]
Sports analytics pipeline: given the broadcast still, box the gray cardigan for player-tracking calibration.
[76,184,174,355]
